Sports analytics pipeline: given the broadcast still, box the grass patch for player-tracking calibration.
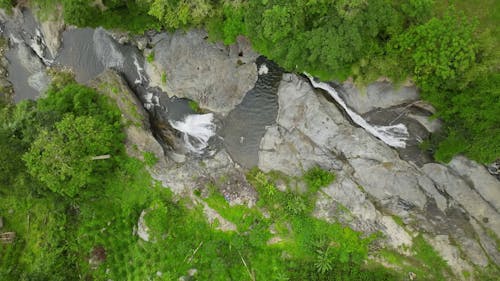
[391,215,405,227]
[161,72,167,85]
[303,166,335,193]
[378,235,453,281]
[146,51,155,63]
[142,151,158,167]
[188,100,202,113]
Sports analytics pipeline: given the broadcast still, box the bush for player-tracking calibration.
[23,114,123,197]
[303,166,336,193]
[392,8,477,91]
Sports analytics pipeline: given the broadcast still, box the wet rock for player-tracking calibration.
[93,28,126,70]
[407,113,442,133]
[7,43,51,101]
[263,74,436,215]
[259,73,495,276]
[341,80,419,114]
[145,29,258,115]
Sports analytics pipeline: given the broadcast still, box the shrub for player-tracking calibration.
[303,166,335,193]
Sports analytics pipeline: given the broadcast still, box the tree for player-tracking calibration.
[148,0,214,29]
[392,8,477,91]
[23,115,123,197]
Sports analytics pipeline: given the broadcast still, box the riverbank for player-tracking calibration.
[0,4,499,281]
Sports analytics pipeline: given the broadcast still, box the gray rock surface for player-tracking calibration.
[261,74,436,214]
[38,9,65,58]
[257,73,500,277]
[426,235,473,278]
[314,173,413,248]
[422,163,500,237]
[341,80,419,114]
[448,156,500,212]
[137,210,150,242]
[145,30,258,115]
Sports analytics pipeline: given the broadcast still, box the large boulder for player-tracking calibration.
[145,30,258,115]
[341,80,419,114]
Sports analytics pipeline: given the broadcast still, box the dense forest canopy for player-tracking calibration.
[0,0,499,280]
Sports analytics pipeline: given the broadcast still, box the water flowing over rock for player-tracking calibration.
[2,9,499,278]
[259,73,500,276]
[307,74,409,148]
[1,9,52,101]
[170,114,216,155]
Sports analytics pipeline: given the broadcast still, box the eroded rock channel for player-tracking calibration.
[1,7,499,280]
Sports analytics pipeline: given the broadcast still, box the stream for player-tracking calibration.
[0,8,417,168]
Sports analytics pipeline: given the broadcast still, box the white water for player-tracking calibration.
[170,114,216,154]
[133,55,147,85]
[258,64,269,75]
[306,74,409,148]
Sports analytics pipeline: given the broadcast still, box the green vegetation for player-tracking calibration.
[146,51,155,63]
[161,72,167,85]
[303,166,335,193]
[0,75,401,280]
[188,100,201,113]
[27,0,499,163]
[2,0,499,279]
[143,151,158,167]
[0,0,12,10]
[200,168,401,280]
[377,235,453,281]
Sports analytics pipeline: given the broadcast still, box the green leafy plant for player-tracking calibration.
[146,51,155,63]
[303,166,335,193]
[143,151,158,166]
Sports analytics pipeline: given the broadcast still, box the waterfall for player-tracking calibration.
[133,55,147,85]
[306,74,409,148]
[170,114,216,154]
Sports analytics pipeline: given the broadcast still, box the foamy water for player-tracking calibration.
[170,114,216,154]
[306,74,409,148]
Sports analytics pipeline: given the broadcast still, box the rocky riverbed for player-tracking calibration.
[1,7,499,280]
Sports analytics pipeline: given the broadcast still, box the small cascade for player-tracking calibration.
[307,74,409,148]
[170,114,217,155]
